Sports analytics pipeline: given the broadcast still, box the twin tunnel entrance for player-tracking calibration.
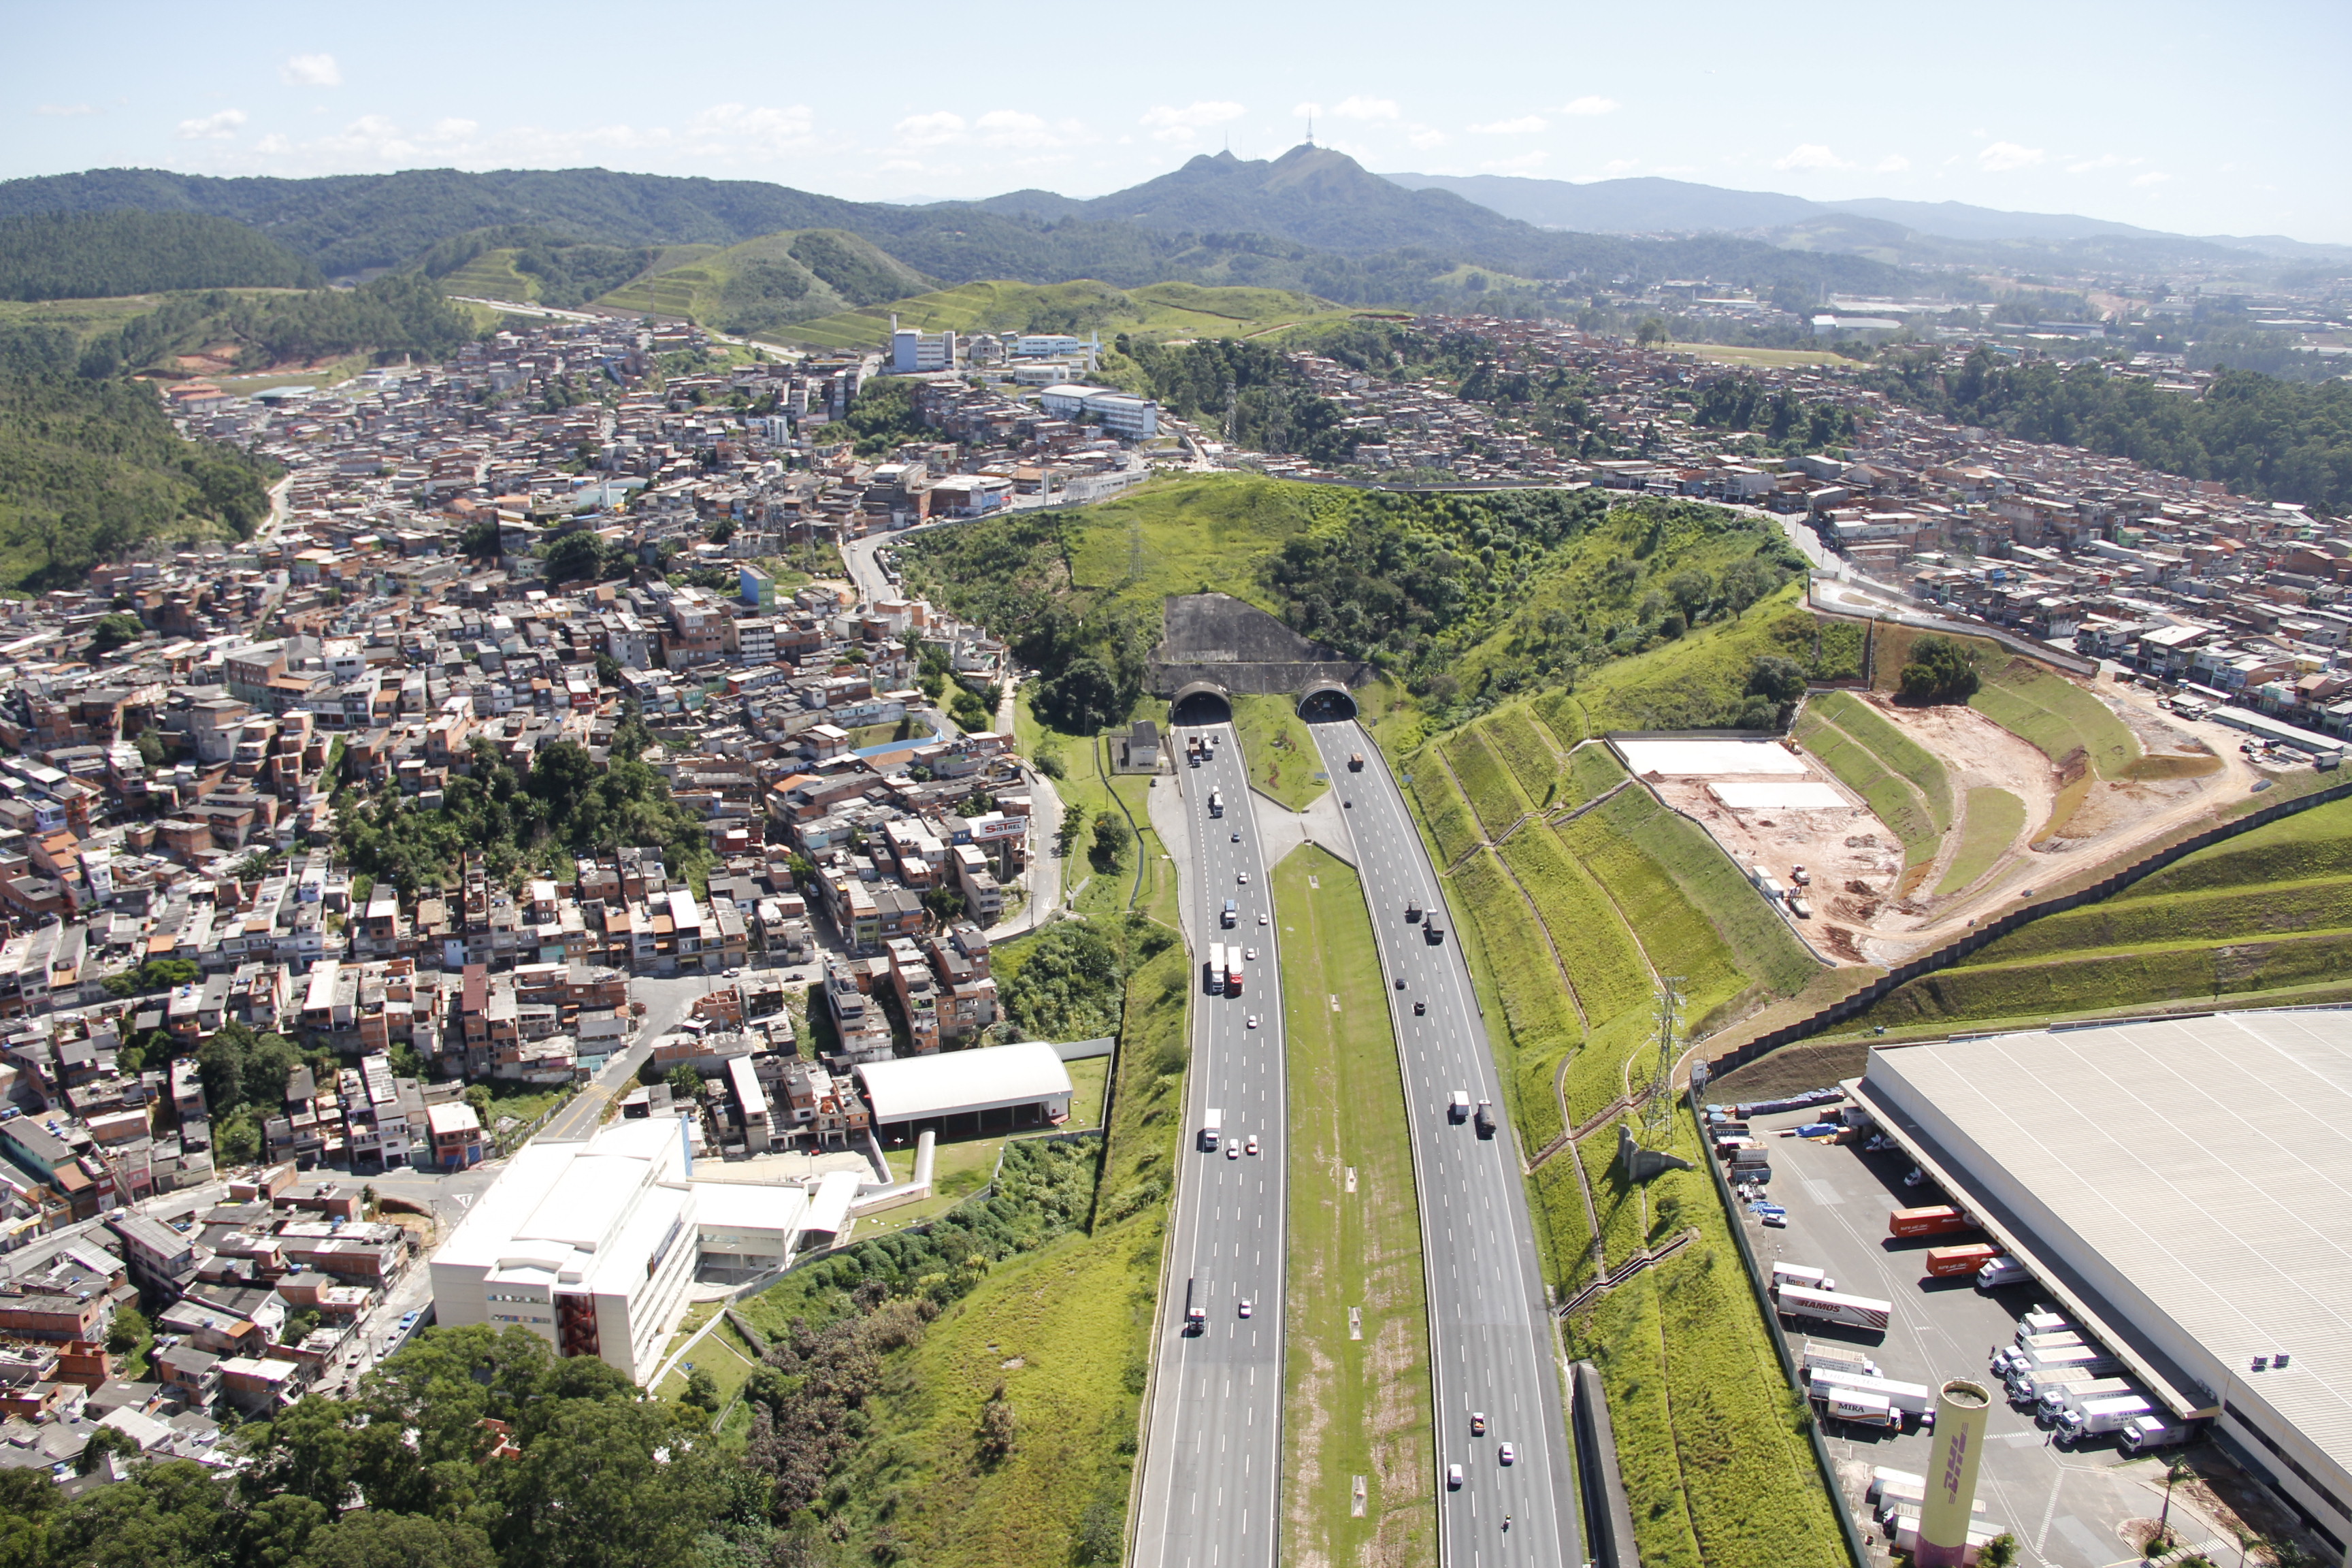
[1168,679,1358,727]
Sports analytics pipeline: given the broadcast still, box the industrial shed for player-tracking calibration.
[854,1042,1074,1133]
[1852,1012,2352,1564]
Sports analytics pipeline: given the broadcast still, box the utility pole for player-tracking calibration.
[1641,976,1685,1139]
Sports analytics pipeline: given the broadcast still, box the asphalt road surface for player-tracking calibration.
[1308,719,1581,1568]
[1133,723,1288,1568]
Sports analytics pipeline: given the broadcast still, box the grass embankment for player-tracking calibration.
[1561,1105,1846,1568]
[1274,846,1434,1567]
[1936,787,2027,894]
[730,914,1191,1567]
[1231,692,1328,811]
[771,278,1348,351]
[1838,793,2352,1035]
[1013,690,1179,920]
[1972,658,2141,779]
[1400,740,1820,1152]
[1555,591,1866,734]
[1794,691,1952,869]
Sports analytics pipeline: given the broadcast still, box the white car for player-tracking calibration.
[1447,1463,1464,1490]
[1238,1299,1252,1318]
[1257,912,1269,926]
[1226,1143,1241,1159]
[1499,1442,1516,1466]
[1245,1134,1260,1155]
[1237,872,1249,885]
[1245,1015,1260,1029]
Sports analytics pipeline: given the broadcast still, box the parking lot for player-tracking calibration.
[1730,1101,2245,1568]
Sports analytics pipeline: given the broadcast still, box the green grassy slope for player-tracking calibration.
[1840,793,2352,1034]
[591,229,927,340]
[772,278,1347,350]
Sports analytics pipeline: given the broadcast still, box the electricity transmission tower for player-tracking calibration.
[1641,976,1686,1139]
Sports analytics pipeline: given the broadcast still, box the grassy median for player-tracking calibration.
[1274,844,1436,1568]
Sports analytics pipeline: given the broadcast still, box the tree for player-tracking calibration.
[1089,810,1131,874]
[1665,569,1712,623]
[1897,634,1981,704]
[681,1366,721,1413]
[668,1063,703,1102]
[106,1305,149,1356]
[459,517,502,560]
[541,529,610,587]
[1978,1535,2019,1568]
[295,1512,495,1568]
[197,1021,304,1117]
[463,1084,493,1122]
[975,1382,1017,1466]
[1636,316,1670,348]
[88,612,146,656]
[75,1423,142,1475]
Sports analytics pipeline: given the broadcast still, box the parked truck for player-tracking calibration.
[1776,1286,1892,1333]
[1773,1263,1835,1294]
[1926,1242,2004,1277]
[1184,1277,1205,1334]
[1200,1110,1223,1152]
[2121,1414,2195,1452]
[2057,1394,2157,1443]
[2012,1350,2125,1401]
[1473,1100,1497,1140]
[2036,1377,2136,1422]
[1889,1204,1974,1239]
[1977,1255,2030,1290]
[2016,1309,2070,1341]
[1804,1341,1880,1381]
[1825,1390,1902,1429]
[1808,1368,1935,1420]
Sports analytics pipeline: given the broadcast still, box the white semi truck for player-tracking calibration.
[1200,1109,1222,1152]
[1776,1286,1893,1333]
[2056,1394,2156,1443]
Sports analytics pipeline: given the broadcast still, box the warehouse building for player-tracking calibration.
[1852,1013,2352,1565]
[855,1041,1073,1134]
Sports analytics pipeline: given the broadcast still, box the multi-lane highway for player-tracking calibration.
[1307,718,1582,1568]
[1134,721,1288,1568]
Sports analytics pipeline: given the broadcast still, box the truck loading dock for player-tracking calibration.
[1850,1012,2352,1567]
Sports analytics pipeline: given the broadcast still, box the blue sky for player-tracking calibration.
[11,0,2347,243]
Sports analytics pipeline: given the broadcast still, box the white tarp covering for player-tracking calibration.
[1709,781,1848,811]
[1615,738,1808,777]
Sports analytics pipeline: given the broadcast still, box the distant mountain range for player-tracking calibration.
[1380,171,2352,267]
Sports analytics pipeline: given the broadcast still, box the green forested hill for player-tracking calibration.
[0,211,322,300]
[0,330,278,589]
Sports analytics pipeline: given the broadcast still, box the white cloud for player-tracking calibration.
[1139,100,1244,145]
[893,111,966,148]
[280,53,341,86]
[33,103,93,117]
[1469,115,1547,135]
[1977,141,2045,172]
[1407,125,1448,150]
[970,109,1091,150]
[1332,96,1399,120]
[2068,153,2125,174]
[431,117,480,142]
[176,108,246,141]
[1774,144,1850,172]
[1874,154,1910,173]
[2132,170,2170,188]
[688,102,816,156]
[1600,157,1639,176]
[1560,96,1619,116]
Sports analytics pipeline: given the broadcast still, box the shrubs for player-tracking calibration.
[1897,634,1981,704]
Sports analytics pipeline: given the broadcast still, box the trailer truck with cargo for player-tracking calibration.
[1888,1204,1975,1238]
[1226,952,1243,996]
[1925,1243,2004,1277]
[1776,1286,1892,1333]
[2037,1377,2136,1422]
[1207,788,1224,817]
[2057,1394,2156,1443]
[1183,1277,1205,1335]
[1205,943,1226,996]
[1199,1110,1222,1152]
[1808,1368,1935,1421]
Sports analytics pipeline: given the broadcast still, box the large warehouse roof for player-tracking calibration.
[855,1041,1073,1124]
[1860,1012,2352,1482]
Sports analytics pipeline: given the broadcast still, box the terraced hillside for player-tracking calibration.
[1405,732,1840,1568]
[591,229,927,340]
[774,278,1346,351]
[1838,790,2352,1035]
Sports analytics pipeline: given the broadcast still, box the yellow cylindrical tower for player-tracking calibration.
[1917,1378,1992,1567]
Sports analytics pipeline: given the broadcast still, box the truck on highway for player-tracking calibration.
[1776,1286,1892,1333]
[1207,788,1224,817]
[1473,1100,1497,1140]
[1348,751,1365,770]
[1221,899,1237,928]
[1226,952,1244,996]
[1184,1277,1205,1334]
[1448,1090,1471,1122]
[2056,1394,2156,1443]
[1889,1203,1974,1239]
[1200,1110,1222,1152]
[1405,900,1421,923]
[1205,943,1227,996]
[1925,1242,2004,1277]
[1423,919,1445,944]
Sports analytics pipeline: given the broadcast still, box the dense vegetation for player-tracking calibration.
[0,212,321,300]
[1870,347,2352,514]
[994,915,1162,1043]
[0,349,278,587]
[414,227,659,309]
[840,377,926,458]
[1120,337,1365,466]
[71,275,476,379]
[1897,634,1982,702]
[334,716,713,894]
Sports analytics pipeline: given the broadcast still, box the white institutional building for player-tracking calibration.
[428,1117,810,1382]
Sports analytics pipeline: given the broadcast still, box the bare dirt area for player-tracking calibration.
[1647,766,1904,919]
[1871,698,2056,827]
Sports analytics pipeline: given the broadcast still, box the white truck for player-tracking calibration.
[2121,1414,2195,1452]
[1808,1368,1935,1420]
[1864,1468,1925,1505]
[1803,1341,1881,1381]
[1995,1331,2085,1376]
[1772,1263,1835,1294]
[1977,1255,2030,1289]
[2057,1393,2155,1443]
[2010,1344,2123,1396]
[1207,788,1224,817]
[1448,1090,1472,1123]
[2034,1375,2135,1420]
[1825,1390,1901,1429]
[2016,1309,2070,1341]
[1205,943,1227,996]
[1200,1109,1223,1152]
[1776,1286,1893,1333]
